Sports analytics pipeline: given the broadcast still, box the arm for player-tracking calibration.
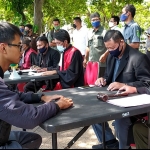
[83,47,90,67]
[30,52,37,66]
[57,50,83,88]
[129,43,140,49]
[47,50,60,71]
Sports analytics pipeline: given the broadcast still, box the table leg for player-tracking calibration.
[64,126,89,149]
[52,133,57,149]
[102,122,106,149]
[148,112,150,149]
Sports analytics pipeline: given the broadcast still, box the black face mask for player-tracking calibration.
[24,30,29,36]
[72,24,76,29]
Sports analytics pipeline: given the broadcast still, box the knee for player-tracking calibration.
[133,123,142,135]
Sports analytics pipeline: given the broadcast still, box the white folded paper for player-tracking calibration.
[28,71,42,76]
[107,94,150,107]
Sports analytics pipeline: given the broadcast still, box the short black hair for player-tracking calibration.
[111,16,120,25]
[53,18,60,23]
[104,30,124,43]
[22,37,31,46]
[25,24,33,29]
[124,4,136,18]
[0,21,22,43]
[54,29,70,44]
[90,12,100,20]
[73,17,82,23]
[36,36,48,44]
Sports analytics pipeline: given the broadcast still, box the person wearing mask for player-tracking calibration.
[19,24,25,34]
[24,36,60,92]
[0,21,73,149]
[83,12,107,77]
[72,17,88,58]
[93,30,150,149]
[109,16,122,32]
[19,37,37,69]
[41,29,84,90]
[24,24,38,52]
[47,18,61,50]
[120,4,141,50]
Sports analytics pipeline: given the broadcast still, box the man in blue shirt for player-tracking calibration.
[120,4,141,50]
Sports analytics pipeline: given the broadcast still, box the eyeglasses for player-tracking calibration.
[8,43,22,51]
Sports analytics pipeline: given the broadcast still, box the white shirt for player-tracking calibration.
[111,25,123,33]
[73,26,88,55]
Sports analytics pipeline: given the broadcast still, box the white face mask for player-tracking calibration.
[109,22,114,28]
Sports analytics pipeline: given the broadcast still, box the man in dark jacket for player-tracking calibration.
[24,36,60,92]
[0,21,73,149]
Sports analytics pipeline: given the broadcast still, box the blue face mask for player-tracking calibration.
[120,13,128,21]
[91,21,100,28]
[57,45,65,53]
[39,46,47,53]
[20,28,24,33]
[109,45,122,57]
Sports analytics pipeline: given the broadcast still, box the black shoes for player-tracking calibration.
[92,140,119,149]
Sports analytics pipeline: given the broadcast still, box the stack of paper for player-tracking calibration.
[28,71,42,76]
[107,94,150,107]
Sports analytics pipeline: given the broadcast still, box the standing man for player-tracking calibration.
[0,21,73,149]
[47,18,61,50]
[109,16,122,32]
[120,4,141,50]
[24,24,38,52]
[72,17,88,58]
[84,12,108,77]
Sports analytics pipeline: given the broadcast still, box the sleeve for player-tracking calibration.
[35,54,40,66]
[137,87,150,94]
[47,31,53,43]
[47,50,60,71]
[131,24,141,43]
[0,82,59,129]
[127,54,150,88]
[57,50,83,88]
[30,53,37,66]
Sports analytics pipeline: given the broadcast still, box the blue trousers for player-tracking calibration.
[92,122,115,142]
[92,117,132,149]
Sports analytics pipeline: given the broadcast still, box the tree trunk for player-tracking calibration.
[34,0,45,35]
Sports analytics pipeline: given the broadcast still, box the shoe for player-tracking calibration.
[92,141,119,149]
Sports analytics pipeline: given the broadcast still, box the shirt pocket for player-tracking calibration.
[93,36,103,48]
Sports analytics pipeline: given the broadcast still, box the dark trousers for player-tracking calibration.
[0,131,42,149]
[133,122,148,149]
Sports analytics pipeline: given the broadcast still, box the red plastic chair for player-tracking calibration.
[17,83,26,92]
[84,61,99,86]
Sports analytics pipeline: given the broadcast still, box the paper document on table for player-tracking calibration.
[107,94,150,107]
[28,71,42,76]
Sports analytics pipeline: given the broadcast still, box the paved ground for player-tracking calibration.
[12,121,115,149]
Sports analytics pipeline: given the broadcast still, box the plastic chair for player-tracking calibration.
[84,61,99,86]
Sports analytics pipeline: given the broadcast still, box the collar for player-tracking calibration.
[125,20,134,27]
[111,25,118,30]
[0,66,4,79]
[64,44,72,52]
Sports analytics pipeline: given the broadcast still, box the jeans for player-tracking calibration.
[92,122,115,143]
[115,117,132,149]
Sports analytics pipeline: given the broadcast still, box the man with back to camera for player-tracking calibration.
[0,21,73,149]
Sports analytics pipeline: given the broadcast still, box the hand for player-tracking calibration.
[99,53,107,63]
[55,97,73,110]
[30,65,41,70]
[42,70,57,76]
[41,95,62,103]
[119,85,137,94]
[95,77,107,87]
[37,68,47,73]
[83,59,87,68]
[107,82,125,91]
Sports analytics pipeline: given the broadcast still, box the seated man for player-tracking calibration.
[0,21,73,149]
[93,30,150,149]
[118,85,150,149]
[41,29,84,89]
[24,36,60,92]
[19,37,37,69]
